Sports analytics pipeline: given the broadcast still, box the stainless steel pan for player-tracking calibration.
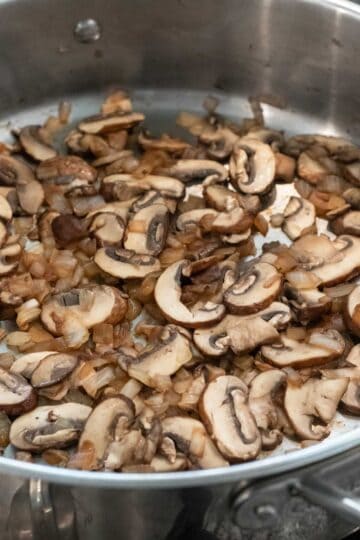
[1,0,360,538]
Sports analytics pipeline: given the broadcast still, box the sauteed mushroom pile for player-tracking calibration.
[1,91,360,471]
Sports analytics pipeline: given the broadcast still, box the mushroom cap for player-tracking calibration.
[30,353,78,389]
[261,329,345,368]
[154,260,226,328]
[161,416,228,469]
[118,325,192,388]
[36,155,97,183]
[230,138,275,195]
[194,302,291,356]
[41,285,127,335]
[124,203,169,256]
[200,375,261,461]
[249,370,287,449]
[95,247,161,279]
[0,367,37,416]
[78,396,135,469]
[10,403,91,451]
[224,262,282,315]
[282,196,316,240]
[78,112,145,134]
[284,378,348,440]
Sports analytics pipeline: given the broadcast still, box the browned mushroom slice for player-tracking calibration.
[41,286,127,346]
[344,188,360,209]
[229,138,275,194]
[78,396,135,469]
[282,197,316,240]
[284,378,348,440]
[200,375,261,461]
[95,247,160,279]
[176,208,218,231]
[224,262,281,315]
[290,234,360,287]
[286,134,359,160]
[89,212,125,246]
[275,152,296,182]
[11,351,58,378]
[138,131,190,155]
[102,174,185,200]
[30,353,77,389]
[159,159,228,183]
[261,329,345,368]
[199,126,239,160]
[10,403,91,451]
[37,155,97,183]
[249,370,287,449]
[161,416,228,469]
[124,204,169,256]
[321,345,360,414]
[221,229,252,245]
[78,112,145,134]
[154,260,225,328]
[345,285,360,337]
[0,368,37,416]
[0,195,13,222]
[117,325,192,389]
[0,243,21,276]
[331,211,360,236]
[19,126,57,161]
[204,184,261,214]
[284,285,331,324]
[204,207,252,234]
[51,214,88,246]
[0,155,44,214]
[86,200,133,222]
[343,161,360,186]
[132,190,174,213]
[194,302,291,356]
[150,454,187,472]
[297,151,329,184]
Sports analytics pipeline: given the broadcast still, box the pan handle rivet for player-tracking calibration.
[74,19,101,43]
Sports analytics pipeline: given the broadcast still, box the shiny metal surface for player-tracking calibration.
[1,0,360,537]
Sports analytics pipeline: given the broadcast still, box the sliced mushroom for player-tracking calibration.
[0,155,44,214]
[17,177,44,215]
[78,396,135,469]
[275,152,296,182]
[194,302,291,356]
[344,188,360,209]
[102,174,185,200]
[200,375,261,461]
[321,345,360,414]
[154,260,225,328]
[230,138,275,194]
[37,155,97,183]
[249,370,287,449]
[10,403,91,450]
[19,126,57,161]
[11,351,59,378]
[221,229,252,245]
[199,126,239,160]
[41,286,127,344]
[138,131,189,155]
[159,159,228,183]
[224,262,281,315]
[204,184,261,214]
[51,214,88,246]
[117,325,192,388]
[0,195,13,222]
[290,234,360,287]
[345,285,360,337]
[124,204,169,256]
[331,211,360,236]
[95,247,160,279]
[161,416,228,469]
[343,161,360,186]
[150,454,187,472]
[0,368,37,416]
[284,378,348,440]
[176,208,218,231]
[0,243,21,276]
[78,112,145,134]
[282,197,316,240]
[261,329,345,368]
[30,353,77,389]
[89,212,125,246]
[284,284,331,324]
[297,151,329,184]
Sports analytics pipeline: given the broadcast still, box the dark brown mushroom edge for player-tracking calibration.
[1,91,360,472]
